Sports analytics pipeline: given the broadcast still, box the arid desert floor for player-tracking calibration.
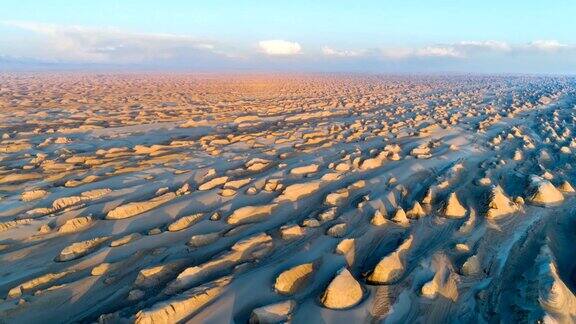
[1,74,576,323]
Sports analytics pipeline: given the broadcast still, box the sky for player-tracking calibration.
[0,0,575,73]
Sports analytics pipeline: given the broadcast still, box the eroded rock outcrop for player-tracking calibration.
[56,236,109,261]
[135,277,230,324]
[227,204,277,225]
[321,268,363,309]
[485,186,518,219]
[526,176,563,206]
[274,263,314,294]
[367,235,413,284]
[443,192,467,218]
[249,300,296,324]
[107,192,176,219]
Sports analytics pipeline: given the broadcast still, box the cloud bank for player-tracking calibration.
[1,21,575,73]
[323,40,573,60]
[3,21,223,63]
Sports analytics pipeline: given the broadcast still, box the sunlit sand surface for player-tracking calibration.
[1,73,576,323]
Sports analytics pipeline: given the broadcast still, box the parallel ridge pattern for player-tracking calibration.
[1,74,576,323]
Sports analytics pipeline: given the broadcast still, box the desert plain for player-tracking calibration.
[1,73,576,323]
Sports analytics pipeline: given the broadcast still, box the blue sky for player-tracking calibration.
[1,0,575,73]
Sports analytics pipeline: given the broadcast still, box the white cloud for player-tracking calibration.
[410,41,511,58]
[457,40,511,52]
[377,46,462,59]
[321,46,364,57]
[416,46,463,58]
[3,20,222,63]
[346,39,573,61]
[526,40,568,52]
[378,47,415,59]
[258,40,301,56]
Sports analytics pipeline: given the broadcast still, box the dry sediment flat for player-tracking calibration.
[1,74,576,323]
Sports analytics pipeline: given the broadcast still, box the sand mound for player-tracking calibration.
[477,177,492,186]
[58,216,93,233]
[227,204,277,225]
[455,243,470,253]
[56,236,109,261]
[0,141,31,153]
[198,176,228,191]
[188,232,220,248]
[264,179,282,192]
[411,144,432,159]
[91,263,112,276]
[335,162,351,172]
[176,183,191,195]
[325,188,349,206]
[107,192,176,219]
[302,218,320,228]
[80,188,112,200]
[443,192,467,218]
[135,265,178,288]
[392,208,409,226]
[168,213,203,231]
[422,188,434,204]
[249,300,296,324]
[371,209,388,226]
[485,186,518,219]
[231,232,273,252]
[290,163,319,175]
[245,158,271,172]
[280,224,306,239]
[420,254,458,301]
[536,246,576,322]
[327,223,347,237]
[274,263,314,294]
[220,188,236,197]
[407,201,426,219]
[360,157,384,170]
[224,178,251,189]
[321,173,342,182]
[110,233,142,247]
[336,238,355,255]
[52,196,83,210]
[21,189,48,202]
[0,219,32,232]
[169,234,272,293]
[367,235,413,284]
[321,268,363,309]
[7,270,73,299]
[0,173,42,184]
[558,180,575,193]
[135,277,229,324]
[317,207,338,223]
[527,176,564,206]
[336,238,356,265]
[65,175,100,187]
[234,115,261,124]
[461,255,480,276]
[276,181,322,202]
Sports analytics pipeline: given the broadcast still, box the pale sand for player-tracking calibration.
[0,74,575,323]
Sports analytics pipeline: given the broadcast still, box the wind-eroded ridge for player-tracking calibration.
[1,74,576,323]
